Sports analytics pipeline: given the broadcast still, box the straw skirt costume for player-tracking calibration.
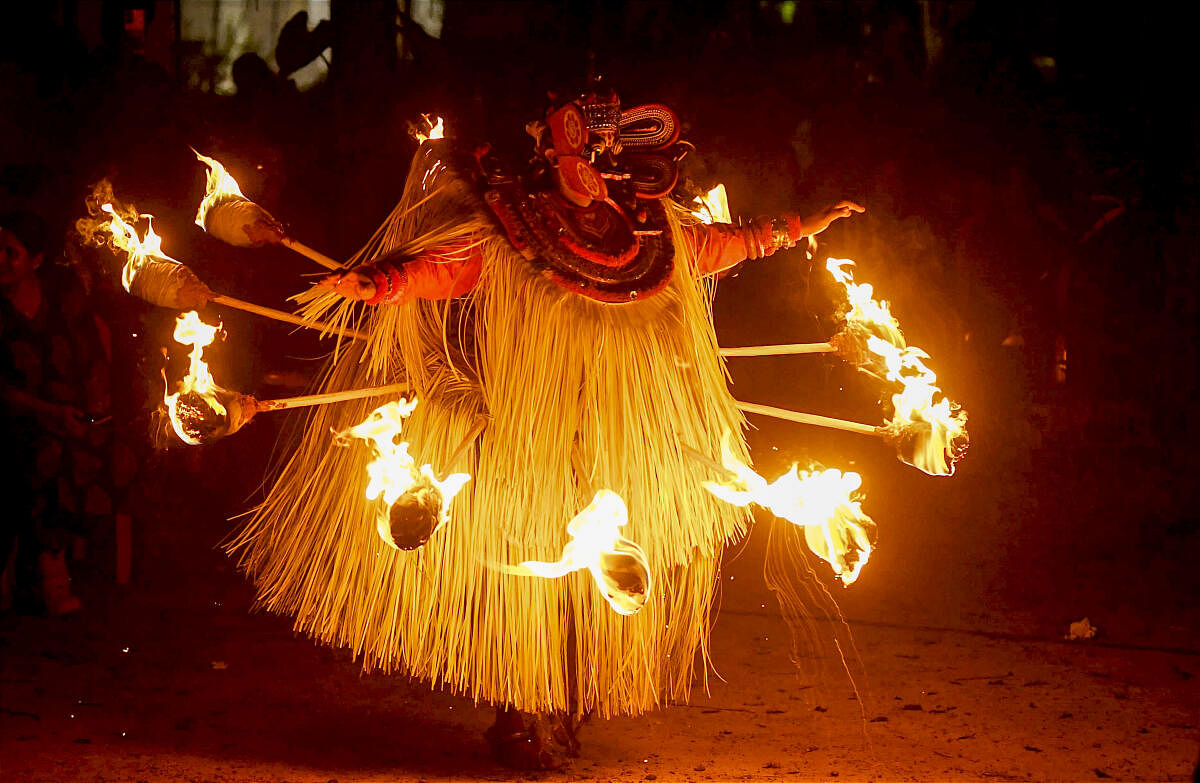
[229,97,803,718]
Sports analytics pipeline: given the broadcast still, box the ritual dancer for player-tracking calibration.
[228,88,862,769]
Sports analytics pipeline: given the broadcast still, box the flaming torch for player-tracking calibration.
[77,181,363,340]
[689,433,876,585]
[193,150,341,270]
[720,256,969,476]
[162,311,248,445]
[506,490,652,616]
[342,400,475,551]
[409,114,445,144]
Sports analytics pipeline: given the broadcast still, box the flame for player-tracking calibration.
[76,183,180,293]
[193,149,248,230]
[163,311,230,445]
[413,114,445,144]
[869,336,969,476]
[826,258,968,476]
[344,400,470,550]
[826,258,904,349]
[514,490,652,616]
[702,432,875,584]
[690,184,731,225]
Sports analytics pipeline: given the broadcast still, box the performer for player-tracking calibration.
[228,88,861,769]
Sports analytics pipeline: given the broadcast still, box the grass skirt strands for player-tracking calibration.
[229,144,752,717]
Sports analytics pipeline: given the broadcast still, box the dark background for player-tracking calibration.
[2,0,1197,743]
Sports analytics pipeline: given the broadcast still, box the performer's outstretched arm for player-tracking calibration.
[686,200,864,275]
[319,243,483,304]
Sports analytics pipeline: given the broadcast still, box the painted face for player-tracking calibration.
[0,228,41,286]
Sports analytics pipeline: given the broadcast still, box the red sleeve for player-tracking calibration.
[682,216,804,276]
[370,243,483,305]
[683,222,751,275]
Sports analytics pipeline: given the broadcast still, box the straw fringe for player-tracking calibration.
[229,148,753,717]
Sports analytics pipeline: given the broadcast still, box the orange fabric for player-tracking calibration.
[388,246,483,304]
[682,222,753,275]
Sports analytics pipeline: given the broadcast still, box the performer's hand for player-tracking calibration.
[800,200,865,237]
[319,270,376,301]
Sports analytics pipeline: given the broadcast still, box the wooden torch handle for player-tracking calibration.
[735,400,882,437]
[279,237,343,271]
[719,342,835,357]
[210,294,366,340]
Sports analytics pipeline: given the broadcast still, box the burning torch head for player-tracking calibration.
[886,415,970,477]
[596,544,652,615]
[383,475,445,550]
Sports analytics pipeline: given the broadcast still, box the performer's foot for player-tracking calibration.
[485,707,584,770]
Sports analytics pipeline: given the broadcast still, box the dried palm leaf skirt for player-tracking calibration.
[229,147,752,717]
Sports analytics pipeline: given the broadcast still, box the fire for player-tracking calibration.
[513,490,652,616]
[163,311,232,445]
[826,258,904,349]
[344,400,470,551]
[412,114,445,144]
[825,258,968,476]
[869,336,969,476]
[193,149,248,230]
[80,191,178,294]
[690,184,731,225]
[702,431,876,585]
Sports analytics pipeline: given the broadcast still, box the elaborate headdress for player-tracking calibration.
[476,88,689,303]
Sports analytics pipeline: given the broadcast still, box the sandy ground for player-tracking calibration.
[3,390,1200,782]
[3,529,1197,782]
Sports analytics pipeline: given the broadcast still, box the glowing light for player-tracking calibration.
[703,431,876,584]
[343,400,470,550]
[690,184,731,225]
[512,490,652,615]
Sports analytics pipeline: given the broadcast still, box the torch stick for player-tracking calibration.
[442,414,489,475]
[252,382,411,412]
[278,236,343,271]
[209,294,366,340]
[734,400,881,437]
[679,443,734,478]
[719,342,835,358]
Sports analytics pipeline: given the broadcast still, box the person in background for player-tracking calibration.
[0,210,113,616]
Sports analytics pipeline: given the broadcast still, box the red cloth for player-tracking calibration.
[368,217,802,303]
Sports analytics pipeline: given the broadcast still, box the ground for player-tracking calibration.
[2,374,1199,783]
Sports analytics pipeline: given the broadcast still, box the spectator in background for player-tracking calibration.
[0,210,113,615]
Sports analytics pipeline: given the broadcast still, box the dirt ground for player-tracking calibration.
[3,398,1199,782]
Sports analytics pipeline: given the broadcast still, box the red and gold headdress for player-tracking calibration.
[477,87,689,303]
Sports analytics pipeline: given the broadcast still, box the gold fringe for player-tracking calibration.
[229,148,753,717]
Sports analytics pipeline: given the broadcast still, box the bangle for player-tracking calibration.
[363,266,390,305]
[382,263,409,305]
